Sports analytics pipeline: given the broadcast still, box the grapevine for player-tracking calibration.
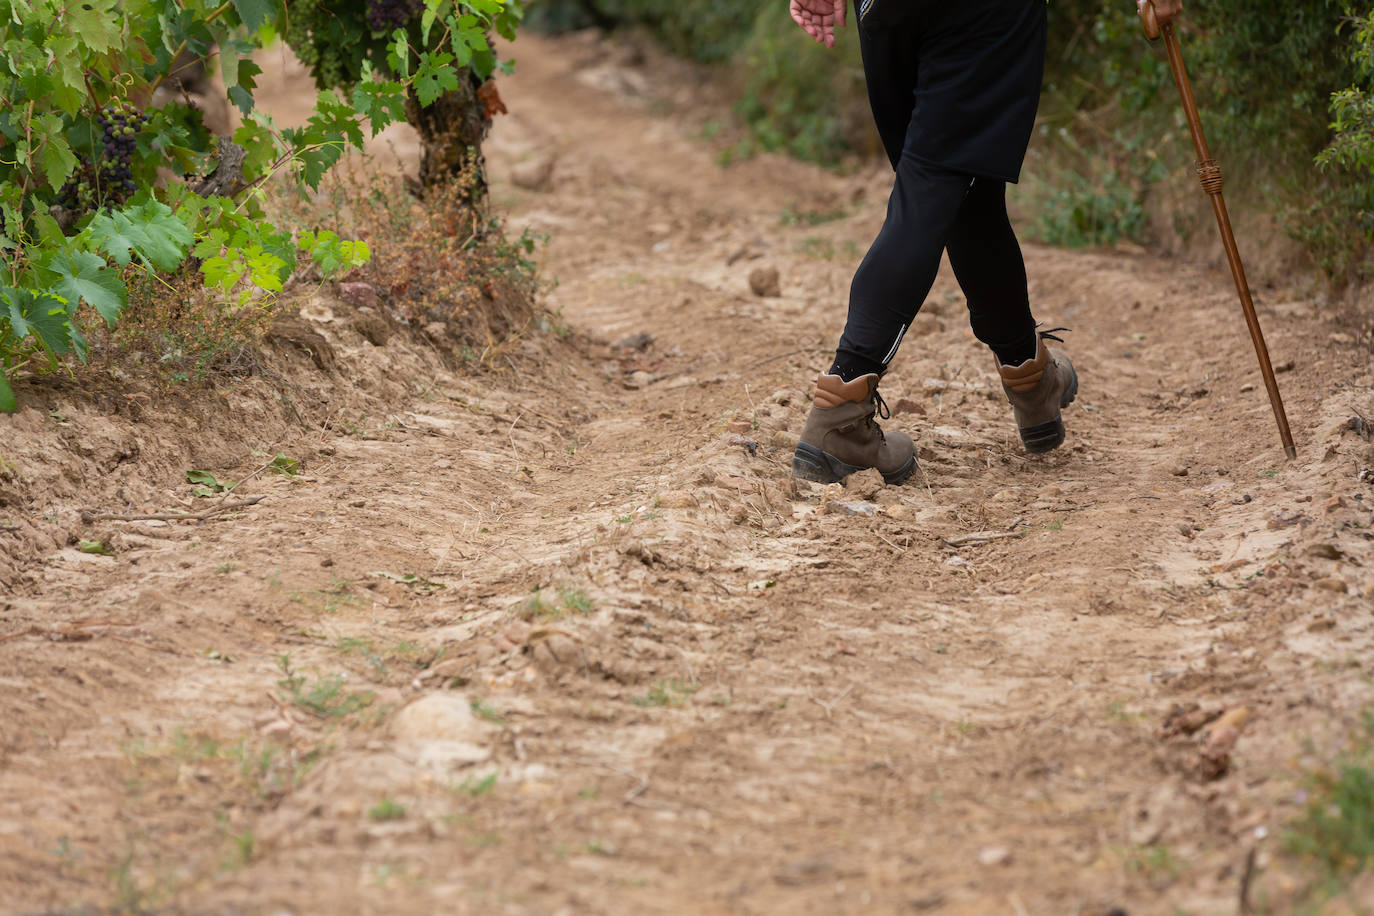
[0,0,524,412]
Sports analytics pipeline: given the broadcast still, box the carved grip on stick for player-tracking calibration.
[1140,0,1161,39]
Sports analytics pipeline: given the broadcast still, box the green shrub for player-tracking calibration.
[1286,709,1374,896]
[731,3,870,166]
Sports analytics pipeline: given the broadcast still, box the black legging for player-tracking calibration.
[830,3,1042,381]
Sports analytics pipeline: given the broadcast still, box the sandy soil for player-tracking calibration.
[2,31,1374,916]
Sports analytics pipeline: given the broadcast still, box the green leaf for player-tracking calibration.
[48,250,127,326]
[67,0,121,53]
[414,52,459,108]
[201,255,244,292]
[231,0,278,33]
[351,79,407,137]
[88,201,193,271]
[2,286,74,358]
[0,376,15,413]
[32,113,77,191]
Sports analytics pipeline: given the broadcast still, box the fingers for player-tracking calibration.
[834,0,846,29]
[790,0,826,44]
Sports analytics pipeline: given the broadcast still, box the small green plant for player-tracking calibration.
[77,539,111,555]
[516,585,594,621]
[266,452,300,477]
[557,587,594,614]
[632,680,698,708]
[1127,843,1181,884]
[369,797,406,822]
[470,698,504,723]
[793,236,837,261]
[1286,709,1374,887]
[780,204,846,226]
[276,654,372,719]
[456,773,497,796]
[187,469,232,496]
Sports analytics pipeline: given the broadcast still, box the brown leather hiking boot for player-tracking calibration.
[996,330,1078,453]
[792,374,916,485]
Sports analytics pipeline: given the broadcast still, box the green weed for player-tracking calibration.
[456,773,498,796]
[632,680,699,708]
[276,654,373,719]
[470,699,504,724]
[369,798,406,821]
[516,586,595,621]
[1286,709,1374,886]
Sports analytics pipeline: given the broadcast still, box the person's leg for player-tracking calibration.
[945,177,1038,366]
[829,159,972,382]
[857,13,920,170]
[946,178,1078,453]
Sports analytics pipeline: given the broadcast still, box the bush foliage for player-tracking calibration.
[0,0,523,411]
[532,0,1374,281]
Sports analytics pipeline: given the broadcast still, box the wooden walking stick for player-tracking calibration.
[1140,2,1297,459]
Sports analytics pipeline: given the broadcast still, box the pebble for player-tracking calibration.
[392,693,481,743]
[826,500,877,517]
[771,429,800,450]
[748,266,781,298]
[337,281,379,308]
[510,154,555,191]
[844,468,885,500]
[892,397,926,417]
[726,419,753,435]
[1170,465,1189,477]
[977,846,1012,867]
[1314,577,1348,593]
[657,490,697,509]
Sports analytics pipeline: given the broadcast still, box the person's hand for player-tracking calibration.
[1139,0,1183,28]
[790,0,846,49]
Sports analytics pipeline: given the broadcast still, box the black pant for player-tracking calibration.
[831,2,1043,380]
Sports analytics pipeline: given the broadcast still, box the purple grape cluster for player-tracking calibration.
[95,101,146,199]
[57,101,147,213]
[365,0,422,33]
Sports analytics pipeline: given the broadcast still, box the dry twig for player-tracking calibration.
[0,618,137,644]
[941,529,1026,548]
[81,495,265,525]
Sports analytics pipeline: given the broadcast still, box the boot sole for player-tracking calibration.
[792,442,916,486]
[1018,370,1079,454]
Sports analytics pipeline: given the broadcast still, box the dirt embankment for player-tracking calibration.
[3,30,1374,916]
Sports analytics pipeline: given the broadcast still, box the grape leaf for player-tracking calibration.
[351,79,407,137]
[0,376,15,413]
[32,113,77,191]
[1,286,74,357]
[231,0,278,33]
[48,250,127,326]
[88,201,193,272]
[414,52,459,108]
[67,0,121,54]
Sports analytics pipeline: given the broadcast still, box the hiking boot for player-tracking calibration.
[792,373,916,485]
[996,329,1078,453]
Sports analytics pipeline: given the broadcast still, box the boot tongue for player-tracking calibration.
[814,372,881,408]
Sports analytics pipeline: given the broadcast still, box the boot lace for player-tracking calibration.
[1037,324,1070,344]
[865,388,890,441]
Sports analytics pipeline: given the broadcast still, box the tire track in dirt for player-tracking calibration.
[3,31,1373,916]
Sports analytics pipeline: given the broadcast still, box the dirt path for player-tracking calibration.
[4,32,1374,916]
